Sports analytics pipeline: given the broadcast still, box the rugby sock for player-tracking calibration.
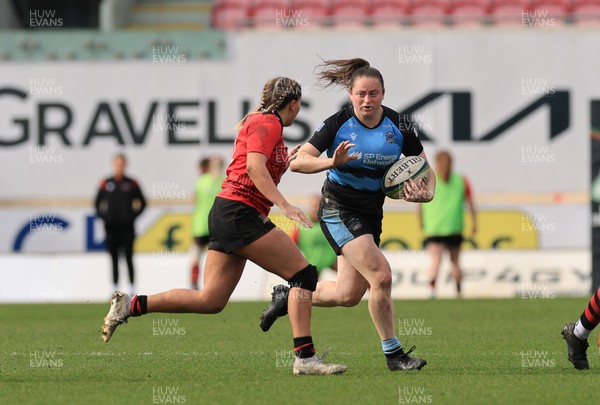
[294,336,316,359]
[382,336,402,358]
[574,288,600,340]
[130,295,148,317]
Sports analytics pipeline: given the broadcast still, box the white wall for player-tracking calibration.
[0,250,589,303]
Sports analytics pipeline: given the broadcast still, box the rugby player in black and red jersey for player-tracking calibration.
[100,77,349,375]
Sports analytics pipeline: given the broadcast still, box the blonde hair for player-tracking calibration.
[236,77,302,128]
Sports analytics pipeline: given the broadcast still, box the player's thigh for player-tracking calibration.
[340,234,391,286]
[335,255,369,301]
[448,245,461,265]
[426,242,445,262]
[234,227,309,281]
[202,250,246,305]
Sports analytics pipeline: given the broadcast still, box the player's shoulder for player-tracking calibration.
[459,173,470,184]
[123,176,140,188]
[382,105,400,123]
[101,176,116,185]
[246,112,283,135]
[318,106,352,132]
[256,112,283,126]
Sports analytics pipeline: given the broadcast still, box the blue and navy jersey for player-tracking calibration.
[309,105,424,193]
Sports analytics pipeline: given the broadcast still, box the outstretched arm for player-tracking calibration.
[247,152,312,228]
[290,141,358,174]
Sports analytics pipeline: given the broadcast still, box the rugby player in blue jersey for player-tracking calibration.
[260,58,436,372]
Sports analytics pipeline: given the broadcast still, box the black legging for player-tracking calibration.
[105,224,135,284]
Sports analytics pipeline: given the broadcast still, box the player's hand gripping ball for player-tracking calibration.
[382,156,430,199]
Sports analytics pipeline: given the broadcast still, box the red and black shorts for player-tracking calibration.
[208,197,275,253]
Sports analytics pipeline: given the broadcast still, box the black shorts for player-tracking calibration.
[194,236,210,248]
[208,197,276,253]
[319,182,384,255]
[424,234,464,248]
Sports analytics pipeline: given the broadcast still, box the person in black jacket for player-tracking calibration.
[95,153,146,295]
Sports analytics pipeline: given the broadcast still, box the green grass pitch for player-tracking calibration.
[2,298,600,404]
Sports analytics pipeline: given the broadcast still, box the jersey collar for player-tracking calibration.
[350,105,386,129]
[262,110,284,127]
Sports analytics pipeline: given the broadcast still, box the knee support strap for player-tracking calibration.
[288,264,318,292]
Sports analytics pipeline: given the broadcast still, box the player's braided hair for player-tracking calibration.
[314,58,385,93]
[236,77,302,128]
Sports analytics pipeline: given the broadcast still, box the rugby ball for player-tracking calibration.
[382,156,430,199]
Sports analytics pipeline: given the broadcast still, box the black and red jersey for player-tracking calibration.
[218,112,289,216]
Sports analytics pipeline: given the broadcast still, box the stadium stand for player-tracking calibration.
[410,0,450,27]
[572,0,600,25]
[370,0,411,28]
[211,0,252,29]
[124,0,212,30]
[529,0,572,26]
[291,0,330,28]
[489,0,532,26]
[0,30,226,61]
[330,0,371,28]
[251,0,292,29]
[449,0,491,27]
[1,0,598,61]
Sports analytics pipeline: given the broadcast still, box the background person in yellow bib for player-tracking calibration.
[191,155,225,290]
[418,150,477,298]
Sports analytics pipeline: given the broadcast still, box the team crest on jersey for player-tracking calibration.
[385,131,395,143]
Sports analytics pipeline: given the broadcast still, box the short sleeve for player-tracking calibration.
[399,115,424,157]
[246,116,282,157]
[308,115,338,154]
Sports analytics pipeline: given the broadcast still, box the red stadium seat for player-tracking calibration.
[252,0,293,29]
[489,0,532,26]
[291,0,331,28]
[410,0,451,27]
[572,0,600,25]
[370,0,411,28]
[330,0,370,28]
[529,0,572,25]
[449,0,491,26]
[212,0,252,30]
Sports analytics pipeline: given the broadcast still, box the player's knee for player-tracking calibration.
[370,270,392,290]
[204,301,226,314]
[201,293,227,314]
[339,291,363,307]
[288,264,319,292]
